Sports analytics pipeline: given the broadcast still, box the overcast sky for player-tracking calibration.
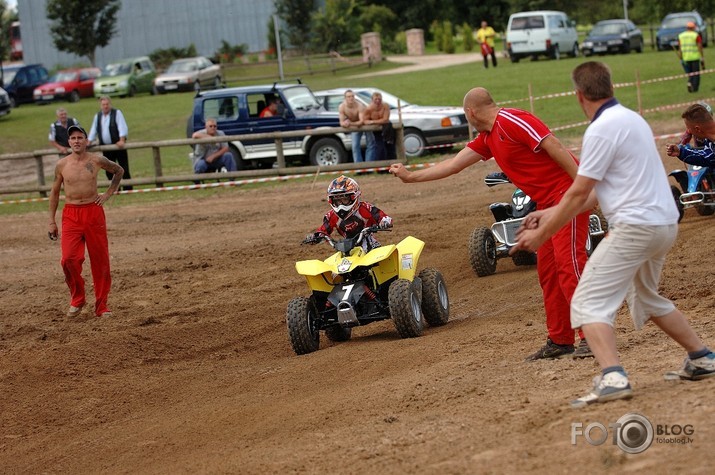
[7,0,17,10]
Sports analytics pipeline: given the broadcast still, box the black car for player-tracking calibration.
[0,64,49,107]
[188,80,349,169]
[657,11,708,51]
[581,20,643,56]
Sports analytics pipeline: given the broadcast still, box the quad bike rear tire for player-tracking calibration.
[286,296,320,355]
[468,227,497,277]
[325,325,352,342]
[418,268,449,327]
[511,250,537,266]
[389,279,423,338]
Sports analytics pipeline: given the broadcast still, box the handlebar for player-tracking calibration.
[301,225,389,248]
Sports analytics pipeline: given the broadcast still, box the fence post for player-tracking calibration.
[275,138,286,168]
[152,146,163,188]
[395,126,406,162]
[528,83,535,114]
[34,152,47,197]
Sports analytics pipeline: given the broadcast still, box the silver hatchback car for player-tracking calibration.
[154,56,224,93]
[314,87,469,157]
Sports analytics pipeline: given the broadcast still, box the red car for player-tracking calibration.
[33,67,101,103]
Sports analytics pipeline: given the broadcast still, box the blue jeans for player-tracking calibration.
[194,152,237,173]
[364,132,377,162]
[351,131,364,162]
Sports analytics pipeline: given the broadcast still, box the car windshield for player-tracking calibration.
[102,62,131,76]
[52,71,78,82]
[662,16,696,28]
[167,61,198,73]
[2,70,17,84]
[511,16,545,30]
[283,86,322,110]
[591,23,627,36]
[354,90,412,110]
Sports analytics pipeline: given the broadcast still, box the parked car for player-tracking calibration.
[154,56,223,93]
[187,80,349,169]
[314,87,469,158]
[656,11,708,51]
[93,56,157,97]
[33,67,101,103]
[581,19,643,56]
[1,63,49,107]
[506,10,579,62]
[0,87,11,116]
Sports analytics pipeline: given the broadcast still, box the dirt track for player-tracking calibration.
[1,145,714,473]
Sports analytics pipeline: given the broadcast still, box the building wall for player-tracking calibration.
[18,0,275,69]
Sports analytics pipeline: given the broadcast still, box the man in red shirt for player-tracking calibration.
[390,87,591,360]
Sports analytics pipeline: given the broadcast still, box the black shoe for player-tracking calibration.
[525,338,574,361]
[573,339,594,358]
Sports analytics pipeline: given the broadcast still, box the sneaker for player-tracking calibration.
[67,304,85,317]
[525,338,574,361]
[573,339,594,359]
[99,311,113,318]
[571,372,633,408]
[665,353,715,381]
[688,83,693,93]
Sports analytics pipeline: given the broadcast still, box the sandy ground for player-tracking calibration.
[1,136,714,473]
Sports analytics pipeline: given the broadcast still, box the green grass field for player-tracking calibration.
[0,45,708,213]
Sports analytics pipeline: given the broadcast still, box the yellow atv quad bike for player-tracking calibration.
[287,226,449,355]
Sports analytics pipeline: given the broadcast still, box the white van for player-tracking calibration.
[506,11,579,62]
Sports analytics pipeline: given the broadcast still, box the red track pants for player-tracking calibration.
[536,211,589,345]
[61,203,112,316]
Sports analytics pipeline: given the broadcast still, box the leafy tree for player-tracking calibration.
[312,0,361,52]
[0,0,10,63]
[462,23,474,52]
[46,0,120,66]
[359,3,399,40]
[149,44,198,71]
[442,21,455,53]
[275,0,316,53]
[213,40,248,63]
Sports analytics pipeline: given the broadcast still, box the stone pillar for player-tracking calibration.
[406,29,425,56]
[361,32,382,63]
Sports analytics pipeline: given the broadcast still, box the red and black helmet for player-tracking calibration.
[327,175,361,219]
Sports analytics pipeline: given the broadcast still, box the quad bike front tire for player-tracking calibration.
[671,185,684,222]
[389,279,424,338]
[418,268,449,327]
[286,296,320,355]
[468,227,497,277]
[325,325,352,342]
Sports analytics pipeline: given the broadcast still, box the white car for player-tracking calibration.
[314,87,469,157]
[154,56,223,93]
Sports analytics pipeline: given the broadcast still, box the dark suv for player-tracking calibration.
[1,64,49,107]
[187,81,350,169]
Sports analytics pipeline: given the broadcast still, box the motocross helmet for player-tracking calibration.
[327,175,361,219]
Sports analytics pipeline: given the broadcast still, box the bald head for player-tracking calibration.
[463,87,499,133]
[463,87,495,110]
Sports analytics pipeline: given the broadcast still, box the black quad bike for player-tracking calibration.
[468,172,607,277]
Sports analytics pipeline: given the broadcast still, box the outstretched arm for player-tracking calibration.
[389,146,484,183]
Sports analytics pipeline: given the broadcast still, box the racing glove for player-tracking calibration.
[304,232,324,244]
[379,216,393,229]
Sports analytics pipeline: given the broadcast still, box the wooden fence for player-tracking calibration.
[0,125,405,197]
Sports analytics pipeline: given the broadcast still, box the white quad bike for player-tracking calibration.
[468,172,607,277]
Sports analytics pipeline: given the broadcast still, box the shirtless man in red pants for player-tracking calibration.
[48,125,124,318]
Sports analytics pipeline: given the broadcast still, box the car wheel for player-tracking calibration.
[309,137,347,166]
[571,42,579,57]
[193,81,201,93]
[622,42,631,54]
[128,85,136,97]
[403,127,428,157]
[583,49,592,57]
[510,53,520,63]
[635,38,643,53]
[229,145,249,171]
[68,90,80,103]
[150,85,158,95]
[9,95,17,108]
[213,76,222,89]
[551,45,560,60]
